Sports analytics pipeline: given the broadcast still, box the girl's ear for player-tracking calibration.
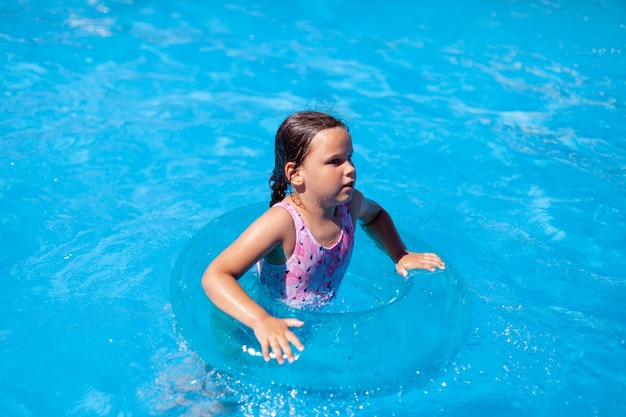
[285,162,304,186]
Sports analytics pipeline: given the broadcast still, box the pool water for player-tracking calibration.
[1,0,624,416]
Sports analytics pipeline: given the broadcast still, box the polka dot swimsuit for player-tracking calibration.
[257,202,354,309]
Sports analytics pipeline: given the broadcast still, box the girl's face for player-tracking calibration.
[299,127,356,207]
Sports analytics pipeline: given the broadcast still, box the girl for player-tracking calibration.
[202,111,445,365]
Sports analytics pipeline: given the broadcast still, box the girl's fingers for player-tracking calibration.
[396,264,409,277]
[286,331,305,353]
[260,320,305,364]
[269,339,285,364]
[396,252,446,274]
[278,339,296,363]
[284,318,305,328]
[261,341,271,362]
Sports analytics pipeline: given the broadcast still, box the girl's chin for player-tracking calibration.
[318,192,353,207]
[338,189,354,202]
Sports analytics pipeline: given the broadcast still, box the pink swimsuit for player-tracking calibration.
[257,202,355,308]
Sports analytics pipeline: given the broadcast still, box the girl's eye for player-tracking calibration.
[328,154,353,165]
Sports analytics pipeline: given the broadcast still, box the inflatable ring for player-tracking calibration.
[171,203,472,393]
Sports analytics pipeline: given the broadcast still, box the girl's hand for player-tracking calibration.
[252,316,305,364]
[396,252,446,276]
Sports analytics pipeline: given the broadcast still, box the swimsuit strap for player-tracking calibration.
[273,201,304,232]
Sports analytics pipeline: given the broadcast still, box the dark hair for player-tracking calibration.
[269,111,348,207]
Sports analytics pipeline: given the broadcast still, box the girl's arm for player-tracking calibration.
[350,190,445,276]
[202,207,304,364]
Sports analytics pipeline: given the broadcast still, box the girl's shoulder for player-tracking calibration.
[347,189,366,225]
[254,204,297,264]
[348,189,365,212]
[258,203,296,232]
[348,189,382,225]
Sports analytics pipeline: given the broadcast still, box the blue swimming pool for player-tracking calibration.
[1,0,624,416]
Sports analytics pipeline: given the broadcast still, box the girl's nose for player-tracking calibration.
[346,160,356,176]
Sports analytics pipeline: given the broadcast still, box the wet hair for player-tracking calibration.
[269,111,348,207]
